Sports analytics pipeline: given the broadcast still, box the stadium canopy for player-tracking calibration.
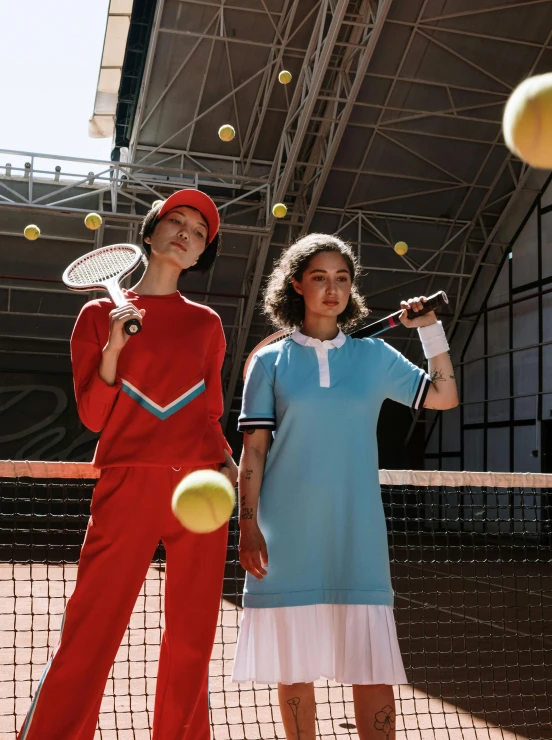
[89,0,134,139]
[110,0,552,421]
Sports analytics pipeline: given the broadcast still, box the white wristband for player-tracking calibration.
[418,321,449,359]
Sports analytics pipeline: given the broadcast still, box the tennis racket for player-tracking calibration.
[243,290,448,379]
[63,243,145,336]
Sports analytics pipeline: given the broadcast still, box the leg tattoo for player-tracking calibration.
[287,697,301,738]
[374,705,395,738]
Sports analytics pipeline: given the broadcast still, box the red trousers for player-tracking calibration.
[18,466,228,740]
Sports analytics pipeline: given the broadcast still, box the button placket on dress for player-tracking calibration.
[290,329,346,389]
[308,339,332,387]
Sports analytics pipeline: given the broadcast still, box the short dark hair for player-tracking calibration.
[139,202,220,273]
[263,233,369,331]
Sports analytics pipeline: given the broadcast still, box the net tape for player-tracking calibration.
[1,460,550,488]
[65,246,139,287]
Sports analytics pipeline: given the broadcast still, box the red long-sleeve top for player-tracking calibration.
[71,290,231,469]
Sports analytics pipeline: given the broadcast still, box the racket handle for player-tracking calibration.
[124,318,142,336]
[405,291,448,320]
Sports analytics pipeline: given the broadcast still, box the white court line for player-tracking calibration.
[395,593,552,646]
[400,561,552,601]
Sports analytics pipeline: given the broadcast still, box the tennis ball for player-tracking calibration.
[152,199,164,209]
[24,224,40,241]
[272,203,287,218]
[172,470,235,534]
[394,241,408,256]
[503,72,552,169]
[84,212,102,230]
[278,70,292,85]
[218,124,236,142]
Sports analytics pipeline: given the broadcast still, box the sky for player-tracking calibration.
[0,0,112,164]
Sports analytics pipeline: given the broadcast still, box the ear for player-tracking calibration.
[291,277,303,296]
[144,235,152,245]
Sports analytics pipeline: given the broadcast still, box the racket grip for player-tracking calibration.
[405,291,448,320]
[124,318,142,336]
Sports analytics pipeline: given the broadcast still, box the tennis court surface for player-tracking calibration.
[1,463,550,739]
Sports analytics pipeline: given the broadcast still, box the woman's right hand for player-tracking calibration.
[239,522,268,580]
[104,305,145,354]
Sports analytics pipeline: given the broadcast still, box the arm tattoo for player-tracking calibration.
[430,369,446,388]
[239,497,254,520]
[287,697,301,738]
[374,705,395,738]
[245,468,253,480]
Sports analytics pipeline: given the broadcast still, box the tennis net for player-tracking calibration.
[1,462,551,739]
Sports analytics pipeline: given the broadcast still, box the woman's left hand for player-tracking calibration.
[399,296,437,329]
[220,449,238,487]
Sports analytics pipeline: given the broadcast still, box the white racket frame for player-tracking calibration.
[62,243,144,303]
[62,243,146,336]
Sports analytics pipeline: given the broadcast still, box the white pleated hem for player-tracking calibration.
[232,604,408,686]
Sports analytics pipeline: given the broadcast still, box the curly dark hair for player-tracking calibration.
[264,233,369,331]
[139,202,220,273]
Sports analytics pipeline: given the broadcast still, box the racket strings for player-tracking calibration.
[66,247,138,286]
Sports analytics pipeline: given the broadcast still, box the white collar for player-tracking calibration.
[290,328,346,349]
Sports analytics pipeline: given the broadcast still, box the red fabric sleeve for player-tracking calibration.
[205,317,232,455]
[71,304,121,433]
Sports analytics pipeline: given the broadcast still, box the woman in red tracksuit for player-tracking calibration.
[18,189,237,740]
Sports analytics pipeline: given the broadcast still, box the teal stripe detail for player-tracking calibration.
[122,381,205,420]
[20,612,66,739]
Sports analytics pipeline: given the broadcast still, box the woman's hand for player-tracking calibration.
[239,523,268,580]
[399,296,437,329]
[219,449,239,488]
[99,305,145,386]
[104,305,146,354]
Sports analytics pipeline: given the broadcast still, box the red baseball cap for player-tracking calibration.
[157,189,220,242]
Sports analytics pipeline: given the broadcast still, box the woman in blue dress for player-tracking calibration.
[232,233,458,739]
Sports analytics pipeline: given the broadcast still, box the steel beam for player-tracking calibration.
[301,0,394,232]
[221,0,352,425]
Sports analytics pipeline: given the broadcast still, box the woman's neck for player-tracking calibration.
[300,314,340,341]
[131,259,181,296]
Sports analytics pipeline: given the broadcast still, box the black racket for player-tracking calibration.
[352,290,448,339]
[243,291,448,378]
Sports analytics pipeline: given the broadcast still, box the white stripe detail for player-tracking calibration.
[20,612,66,738]
[121,379,205,413]
[413,375,430,410]
[239,419,275,427]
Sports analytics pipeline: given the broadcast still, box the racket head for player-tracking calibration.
[62,243,143,292]
[243,329,290,380]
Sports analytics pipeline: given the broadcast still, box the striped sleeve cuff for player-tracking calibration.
[238,417,276,432]
[413,374,431,410]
